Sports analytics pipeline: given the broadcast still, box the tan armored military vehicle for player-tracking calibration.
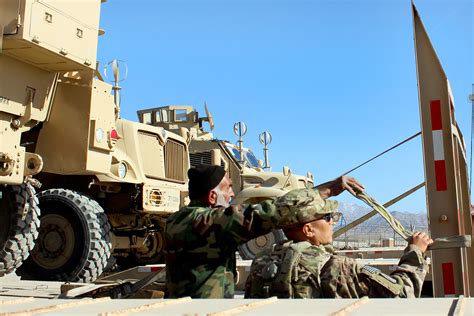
[138,105,314,258]
[1,0,190,282]
[0,0,72,276]
[138,105,314,195]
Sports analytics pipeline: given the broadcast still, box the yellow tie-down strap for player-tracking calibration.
[353,191,471,250]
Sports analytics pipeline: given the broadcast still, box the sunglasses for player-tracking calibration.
[319,212,341,223]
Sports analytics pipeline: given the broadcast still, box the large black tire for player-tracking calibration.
[17,189,112,282]
[0,184,40,277]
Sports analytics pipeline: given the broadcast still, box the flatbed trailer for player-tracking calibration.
[0,297,471,316]
[0,277,472,316]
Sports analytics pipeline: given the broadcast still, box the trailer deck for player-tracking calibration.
[1,273,472,316]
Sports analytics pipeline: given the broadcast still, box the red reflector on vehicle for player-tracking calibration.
[110,129,119,140]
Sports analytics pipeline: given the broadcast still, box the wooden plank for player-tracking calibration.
[0,297,110,316]
[329,297,369,316]
[207,297,278,316]
[98,297,192,316]
[0,297,34,305]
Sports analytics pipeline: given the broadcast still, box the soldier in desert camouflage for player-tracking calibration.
[164,164,363,298]
[245,189,433,298]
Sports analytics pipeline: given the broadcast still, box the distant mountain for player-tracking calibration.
[334,202,428,245]
[337,201,428,229]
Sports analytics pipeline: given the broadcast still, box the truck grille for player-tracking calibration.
[164,139,186,182]
[190,151,226,168]
[190,152,212,167]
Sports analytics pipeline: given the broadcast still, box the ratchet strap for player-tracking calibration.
[352,191,471,250]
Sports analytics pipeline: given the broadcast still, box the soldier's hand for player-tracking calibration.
[316,176,364,199]
[409,232,433,253]
[340,176,364,196]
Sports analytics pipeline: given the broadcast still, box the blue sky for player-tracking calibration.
[97,0,472,213]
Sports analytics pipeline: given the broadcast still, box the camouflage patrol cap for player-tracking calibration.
[275,189,339,227]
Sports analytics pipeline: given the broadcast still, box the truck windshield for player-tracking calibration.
[225,145,261,168]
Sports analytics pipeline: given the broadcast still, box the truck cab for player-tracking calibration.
[138,105,314,201]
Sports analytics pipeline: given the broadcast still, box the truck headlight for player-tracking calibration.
[118,162,127,178]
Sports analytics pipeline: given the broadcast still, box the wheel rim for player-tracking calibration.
[31,214,75,270]
[135,231,164,262]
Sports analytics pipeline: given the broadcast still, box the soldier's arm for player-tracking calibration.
[381,232,432,297]
[320,249,429,298]
[351,243,430,298]
[315,176,364,199]
[192,200,280,245]
[320,256,370,298]
[385,244,430,298]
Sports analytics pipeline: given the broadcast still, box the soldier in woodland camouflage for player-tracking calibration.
[245,189,433,298]
[164,165,364,298]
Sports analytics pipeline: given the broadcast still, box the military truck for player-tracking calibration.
[138,105,314,195]
[1,0,190,282]
[137,105,314,257]
[0,0,79,276]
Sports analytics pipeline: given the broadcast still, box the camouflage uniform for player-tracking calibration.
[164,198,283,298]
[245,189,430,298]
[245,240,429,298]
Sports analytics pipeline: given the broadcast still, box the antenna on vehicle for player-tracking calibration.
[233,121,247,166]
[259,131,272,169]
[203,102,215,131]
[104,59,128,118]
